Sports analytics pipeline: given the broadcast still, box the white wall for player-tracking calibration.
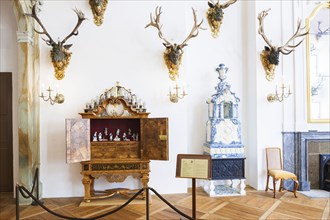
[1,0,329,197]
[0,0,19,193]
[37,0,246,197]
[250,0,330,190]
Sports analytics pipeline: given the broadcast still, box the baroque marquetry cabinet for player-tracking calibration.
[66,83,168,202]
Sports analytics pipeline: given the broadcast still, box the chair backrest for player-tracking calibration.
[266,147,283,171]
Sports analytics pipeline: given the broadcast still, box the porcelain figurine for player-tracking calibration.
[114,129,120,141]
[92,132,98,141]
[98,132,103,141]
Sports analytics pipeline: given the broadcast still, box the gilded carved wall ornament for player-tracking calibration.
[26,4,86,80]
[89,0,108,26]
[206,0,237,38]
[146,7,204,81]
[257,9,308,81]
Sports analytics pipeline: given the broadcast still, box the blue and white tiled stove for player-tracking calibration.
[203,64,246,197]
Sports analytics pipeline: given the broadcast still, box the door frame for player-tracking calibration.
[0,72,13,192]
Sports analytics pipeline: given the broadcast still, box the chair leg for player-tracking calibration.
[265,174,270,191]
[279,179,284,192]
[293,179,299,198]
[273,178,277,198]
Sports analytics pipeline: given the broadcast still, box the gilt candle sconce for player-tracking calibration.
[168,80,187,103]
[89,0,108,26]
[267,81,292,102]
[146,7,204,81]
[206,0,237,38]
[40,80,65,105]
[26,4,86,80]
[257,9,308,81]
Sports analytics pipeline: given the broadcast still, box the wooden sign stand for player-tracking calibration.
[176,154,211,220]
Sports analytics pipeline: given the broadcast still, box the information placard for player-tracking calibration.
[176,154,211,179]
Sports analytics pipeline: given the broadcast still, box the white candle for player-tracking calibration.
[276,84,278,93]
[48,77,52,89]
[288,82,291,92]
[41,83,45,96]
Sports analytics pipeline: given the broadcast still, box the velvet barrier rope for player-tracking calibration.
[15,179,194,220]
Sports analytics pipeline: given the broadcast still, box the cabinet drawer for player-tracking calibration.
[91,142,140,160]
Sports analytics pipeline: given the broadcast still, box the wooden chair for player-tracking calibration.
[265,147,299,198]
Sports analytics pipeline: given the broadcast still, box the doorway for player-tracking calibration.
[0,72,13,192]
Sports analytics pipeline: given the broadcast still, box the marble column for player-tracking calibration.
[14,1,41,204]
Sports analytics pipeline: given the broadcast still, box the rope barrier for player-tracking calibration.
[15,168,194,220]
[16,184,144,220]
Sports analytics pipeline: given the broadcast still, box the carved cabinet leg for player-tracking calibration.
[82,174,92,202]
[141,172,149,199]
[90,176,95,194]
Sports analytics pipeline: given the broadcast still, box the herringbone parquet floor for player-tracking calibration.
[1,187,329,220]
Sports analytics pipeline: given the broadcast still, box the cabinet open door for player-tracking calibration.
[66,119,91,163]
[141,118,169,160]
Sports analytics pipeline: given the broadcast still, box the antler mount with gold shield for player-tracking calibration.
[257,9,308,81]
[26,4,86,80]
[146,7,204,81]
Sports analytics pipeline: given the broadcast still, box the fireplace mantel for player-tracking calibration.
[282,131,330,191]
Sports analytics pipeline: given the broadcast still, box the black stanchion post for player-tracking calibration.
[16,185,19,220]
[31,168,43,206]
[192,178,196,220]
[146,187,149,220]
[36,168,39,201]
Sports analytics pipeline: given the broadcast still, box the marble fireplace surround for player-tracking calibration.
[282,131,330,191]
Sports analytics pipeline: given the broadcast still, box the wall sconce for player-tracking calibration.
[168,80,187,103]
[40,81,65,105]
[267,82,292,102]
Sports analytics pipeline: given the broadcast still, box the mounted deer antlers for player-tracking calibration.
[206,0,237,38]
[146,6,204,80]
[26,4,86,80]
[258,8,308,81]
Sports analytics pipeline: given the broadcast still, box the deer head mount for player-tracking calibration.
[89,0,108,26]
[206,0,237,38]
[146,7,204,81]
[26,4,86,80]
[258,9,308,81]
